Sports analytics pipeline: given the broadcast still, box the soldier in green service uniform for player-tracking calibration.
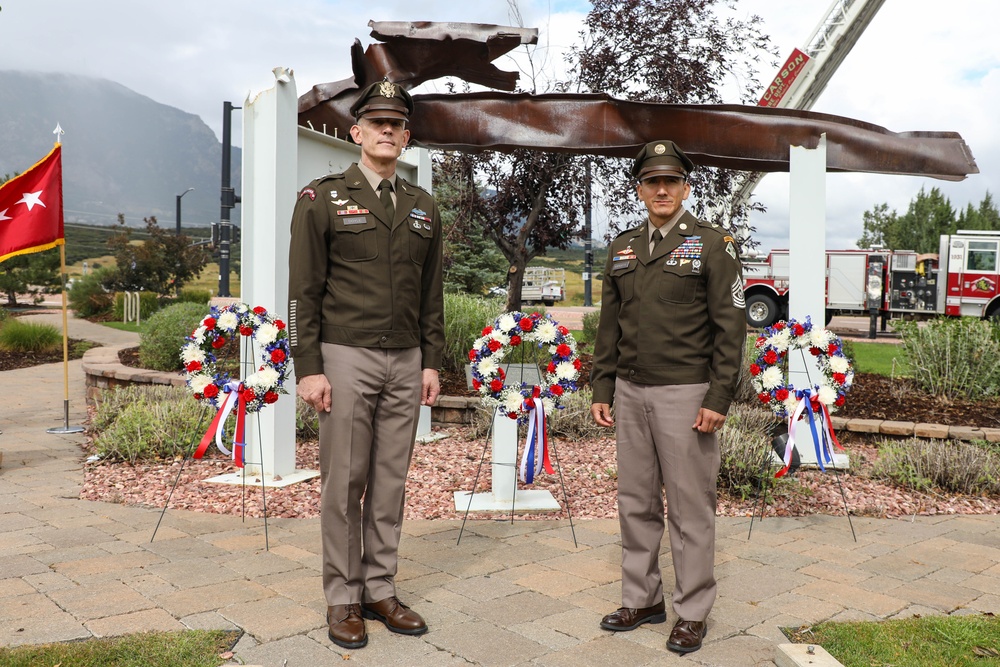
[589,140,745,655]
[287,79,444,650]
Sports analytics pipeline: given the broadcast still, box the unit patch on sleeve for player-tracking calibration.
[725,242,737,261]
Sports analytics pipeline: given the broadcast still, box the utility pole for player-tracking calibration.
[218,101,241,297]
[583,159,593,307]
[175,187,194,236]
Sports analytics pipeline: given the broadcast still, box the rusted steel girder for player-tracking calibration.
[297,21,978,180]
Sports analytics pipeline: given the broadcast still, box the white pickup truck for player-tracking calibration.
[521,267,565,306]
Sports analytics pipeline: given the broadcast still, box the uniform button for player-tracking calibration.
[380,335,388,343]
[629,369,635,376]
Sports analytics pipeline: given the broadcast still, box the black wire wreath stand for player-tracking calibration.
[747,344,856,543]
[456,343,577,548]
[152,333,270,550]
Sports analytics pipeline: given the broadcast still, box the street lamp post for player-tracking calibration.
[176,187,195,235]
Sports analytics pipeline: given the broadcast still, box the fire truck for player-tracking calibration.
[742,230,1000,328]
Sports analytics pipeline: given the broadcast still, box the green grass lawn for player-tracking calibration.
[0,630,238,667]
[845,339,911,376]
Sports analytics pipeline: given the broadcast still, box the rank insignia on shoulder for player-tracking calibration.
[337,206,370,215]
[298,187,316,201]
[333,199,349,206]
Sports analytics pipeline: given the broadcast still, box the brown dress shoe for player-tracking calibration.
[362,596,428,635]
[327,604,367,649]
[599,599,667,631]
[667,619,707,653]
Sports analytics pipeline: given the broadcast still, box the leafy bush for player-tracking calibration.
[91,386,206,462]
[442,292,506,374]
[178,288,212,305]
[893,317,1000,400]
[112,290,160,321]
[718,403,785,499]
[580,310,600,346]
[0,318,61,353]
[735,334,762,405]
[296,397,319,440]
[872,437,1000,495]
[139,302,211,371]
[68,267,116,318]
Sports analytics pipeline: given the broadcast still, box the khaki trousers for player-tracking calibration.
[318,343,421,606]
[614,378,720,622]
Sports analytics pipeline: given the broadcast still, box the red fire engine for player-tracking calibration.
[742,230,1000,328]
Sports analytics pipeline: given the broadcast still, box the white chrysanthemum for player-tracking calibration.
[217,311,239,331]
[809,328,833,348]
[490,331,510,346]
[828,356,850,374]
[760,366,784,390]
[255,323,279,345]
[476,358,498,378]
[189,373,213,393]
[181,346,206,365]
[534,321,557,343]
[555,361,578,381]
[254,367,280,388]
[541,397,555,413]
[503,390,524,413]
[191,326,207,345]
[768,328,792,351]
[498,314,516,333]
[232,303,248,314]
[782,394,798,412]
[817,383,838,406]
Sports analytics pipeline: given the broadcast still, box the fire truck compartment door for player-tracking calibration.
[826,253,869,309]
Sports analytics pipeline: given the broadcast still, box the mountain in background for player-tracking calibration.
[0,70,240,228]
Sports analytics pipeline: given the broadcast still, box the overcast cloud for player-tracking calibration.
[0,0,996,252]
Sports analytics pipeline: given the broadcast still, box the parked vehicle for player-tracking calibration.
[742,229,1000,328]
[521,267,565,306]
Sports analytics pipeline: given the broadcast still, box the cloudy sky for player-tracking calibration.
[0,0,996,251]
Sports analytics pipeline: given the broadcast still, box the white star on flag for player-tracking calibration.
[17,191,45,211]
[0,209,11,223]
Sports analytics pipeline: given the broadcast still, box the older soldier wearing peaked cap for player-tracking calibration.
[590,140,746,654]
[287,79,444,650]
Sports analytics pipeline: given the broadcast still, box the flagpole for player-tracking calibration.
[45,130,83,435]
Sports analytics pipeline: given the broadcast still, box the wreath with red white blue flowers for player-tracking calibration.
[468,311,581,423]
[749,316,854,419]
[181,303,291,414]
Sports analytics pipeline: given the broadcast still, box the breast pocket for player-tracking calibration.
[333,216,378,262]
[659,264,698,304]
[407,219,434,264]
[609,260,638,302]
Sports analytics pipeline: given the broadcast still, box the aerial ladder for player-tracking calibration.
[726,0,886,226]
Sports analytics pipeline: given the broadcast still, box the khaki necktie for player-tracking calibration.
[650,227,663,253]
[379,178,394,222]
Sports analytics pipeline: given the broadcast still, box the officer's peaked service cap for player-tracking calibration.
[350,79,414,121]
[631,140,695,181]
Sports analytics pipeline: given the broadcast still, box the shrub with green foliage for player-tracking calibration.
[178,288,212,305]
[442,292,506,374]
[91,386,206,462]
[718,403,785,499]
[139,302,211,371]
[112,290,160,321]
[872,436,1000,495]
[0,318,61,353]
[580,309,600,346]
[68,266,116,318]
[893,316,1000,400]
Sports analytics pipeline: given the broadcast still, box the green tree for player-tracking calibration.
[106,214,210,295]
[856,202,898,249]
[957,191,1000,231]
[0,173,62,306]
[892,187,956,253]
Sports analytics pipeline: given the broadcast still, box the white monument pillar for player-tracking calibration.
[787,135,848,469]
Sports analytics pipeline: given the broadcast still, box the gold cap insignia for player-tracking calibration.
[379,81,395,98]
[654,143,666,155]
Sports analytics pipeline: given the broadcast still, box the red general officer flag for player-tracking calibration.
[0,144,65,264]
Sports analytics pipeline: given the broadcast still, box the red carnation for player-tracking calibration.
[242,388,256,403]
[253,306,267,315]
[573,358,581,370]
[204,384,220,398]
[556,343,572,357]
[773,322,785,331]
[271,349,286,363]
[763,349,778,365]
[749,363,761,376]
[488,339,502,352]
[203,317,216,330]
[809,346,822,356]
[490,379,504,393]
[508,412,517,419]
[558,325,569,335]
[264,391,279,404]
[498,367,505,379]
[828,343,840,356]
[240,325,254,336]
[775,388,789,401]
[275,319,285,330]
[549,384,564,396]
[547,361,557,373]
[835,395,846,407]
[186,360,202,372]
[758,392,771,404]
[468,349,477,361]
[472,379,482,390]
[792,323,805,337]
[211,337,227,349]
[518,318,534,332]
[194,392,203,400]
[832,372,846,385]
[482,325,493,336]
[510,335,522,346]
[755,336,766,348]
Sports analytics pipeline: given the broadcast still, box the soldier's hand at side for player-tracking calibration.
[693,407,725,434]
[421,368,440,406]
[591,402,614,427]
[297,374,332,413]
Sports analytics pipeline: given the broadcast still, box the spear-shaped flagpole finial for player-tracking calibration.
[53,123,64,145]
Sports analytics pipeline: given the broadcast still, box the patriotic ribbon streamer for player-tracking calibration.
[776,388,845,478]
[518,386,554,484]
[193,380,247,468]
